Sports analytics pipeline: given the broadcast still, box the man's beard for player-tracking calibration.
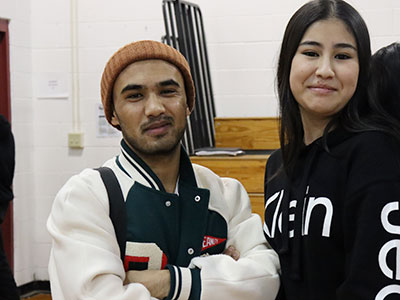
[123,116,187,157]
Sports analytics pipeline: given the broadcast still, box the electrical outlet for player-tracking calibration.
[68,132,84,149]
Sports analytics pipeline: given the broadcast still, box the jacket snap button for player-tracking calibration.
[194,195,201,202]
[187,248,194,255]
[165,201,171,207]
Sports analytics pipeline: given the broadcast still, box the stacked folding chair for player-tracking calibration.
[162,0,216,154]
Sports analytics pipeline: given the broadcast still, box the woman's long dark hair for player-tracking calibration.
[363,42,400,141]
[276,0,371,175]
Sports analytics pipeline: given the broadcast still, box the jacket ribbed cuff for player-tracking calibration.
[164,265,201,300]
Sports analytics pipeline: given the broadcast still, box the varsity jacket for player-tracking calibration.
[47,140,280,300]
[264,128,400,300]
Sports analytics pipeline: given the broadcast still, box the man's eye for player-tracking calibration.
[302,51,319,57]
[127,93,142,100]
[161,89,177,95]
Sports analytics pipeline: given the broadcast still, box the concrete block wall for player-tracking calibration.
[0,0,399,285]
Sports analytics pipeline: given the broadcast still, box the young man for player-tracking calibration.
[47,40,280,300]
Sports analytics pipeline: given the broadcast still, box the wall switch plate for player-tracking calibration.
[68,132,84,149]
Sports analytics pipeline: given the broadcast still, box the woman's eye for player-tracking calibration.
[302,51,319,57]
[335,53,351,60]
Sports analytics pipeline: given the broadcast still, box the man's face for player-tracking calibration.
[111,59,190,156]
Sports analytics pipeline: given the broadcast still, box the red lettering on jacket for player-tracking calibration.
[202,235,226,251]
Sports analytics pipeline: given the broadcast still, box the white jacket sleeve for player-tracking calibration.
[187,175,281,300]
[47,169,157,300]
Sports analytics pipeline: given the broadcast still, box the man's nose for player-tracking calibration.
[144,93,166,117]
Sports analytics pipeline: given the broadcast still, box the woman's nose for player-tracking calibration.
[315,57,335,78]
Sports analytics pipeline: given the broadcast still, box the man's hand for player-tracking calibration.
[223,245,240,260]
[124,269,170,299]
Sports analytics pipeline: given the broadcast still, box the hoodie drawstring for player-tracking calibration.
[289,144,320,280]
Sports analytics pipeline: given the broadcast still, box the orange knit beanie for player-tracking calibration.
[100,40,195,127]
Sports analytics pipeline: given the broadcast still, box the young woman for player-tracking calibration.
[263,1,400,299]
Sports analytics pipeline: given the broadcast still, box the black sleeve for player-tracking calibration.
[338,134,400,299]
[264,149,283,194]
[0,114,15,222]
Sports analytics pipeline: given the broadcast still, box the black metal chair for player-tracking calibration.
[162,0,216,154]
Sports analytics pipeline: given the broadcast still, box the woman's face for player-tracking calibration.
[289,18,359,124]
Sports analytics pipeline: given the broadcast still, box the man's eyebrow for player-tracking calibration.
[299,40,357,50]
[159,79,180,87]
[120,84,143,94]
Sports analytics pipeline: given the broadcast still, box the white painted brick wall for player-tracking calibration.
[393,9,400,36]
[1,0,399,285]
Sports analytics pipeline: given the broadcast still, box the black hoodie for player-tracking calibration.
[0,114,15,223]
[264,128,400,300]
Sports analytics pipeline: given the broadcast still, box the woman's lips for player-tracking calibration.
[308,84,337,94]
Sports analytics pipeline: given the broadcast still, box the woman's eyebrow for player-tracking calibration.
[299,40,357,51]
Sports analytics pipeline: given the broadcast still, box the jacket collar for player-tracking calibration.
[116,139,198,193]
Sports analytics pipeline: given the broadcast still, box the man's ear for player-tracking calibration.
[110,109,120,127]
[186,105,191,117]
